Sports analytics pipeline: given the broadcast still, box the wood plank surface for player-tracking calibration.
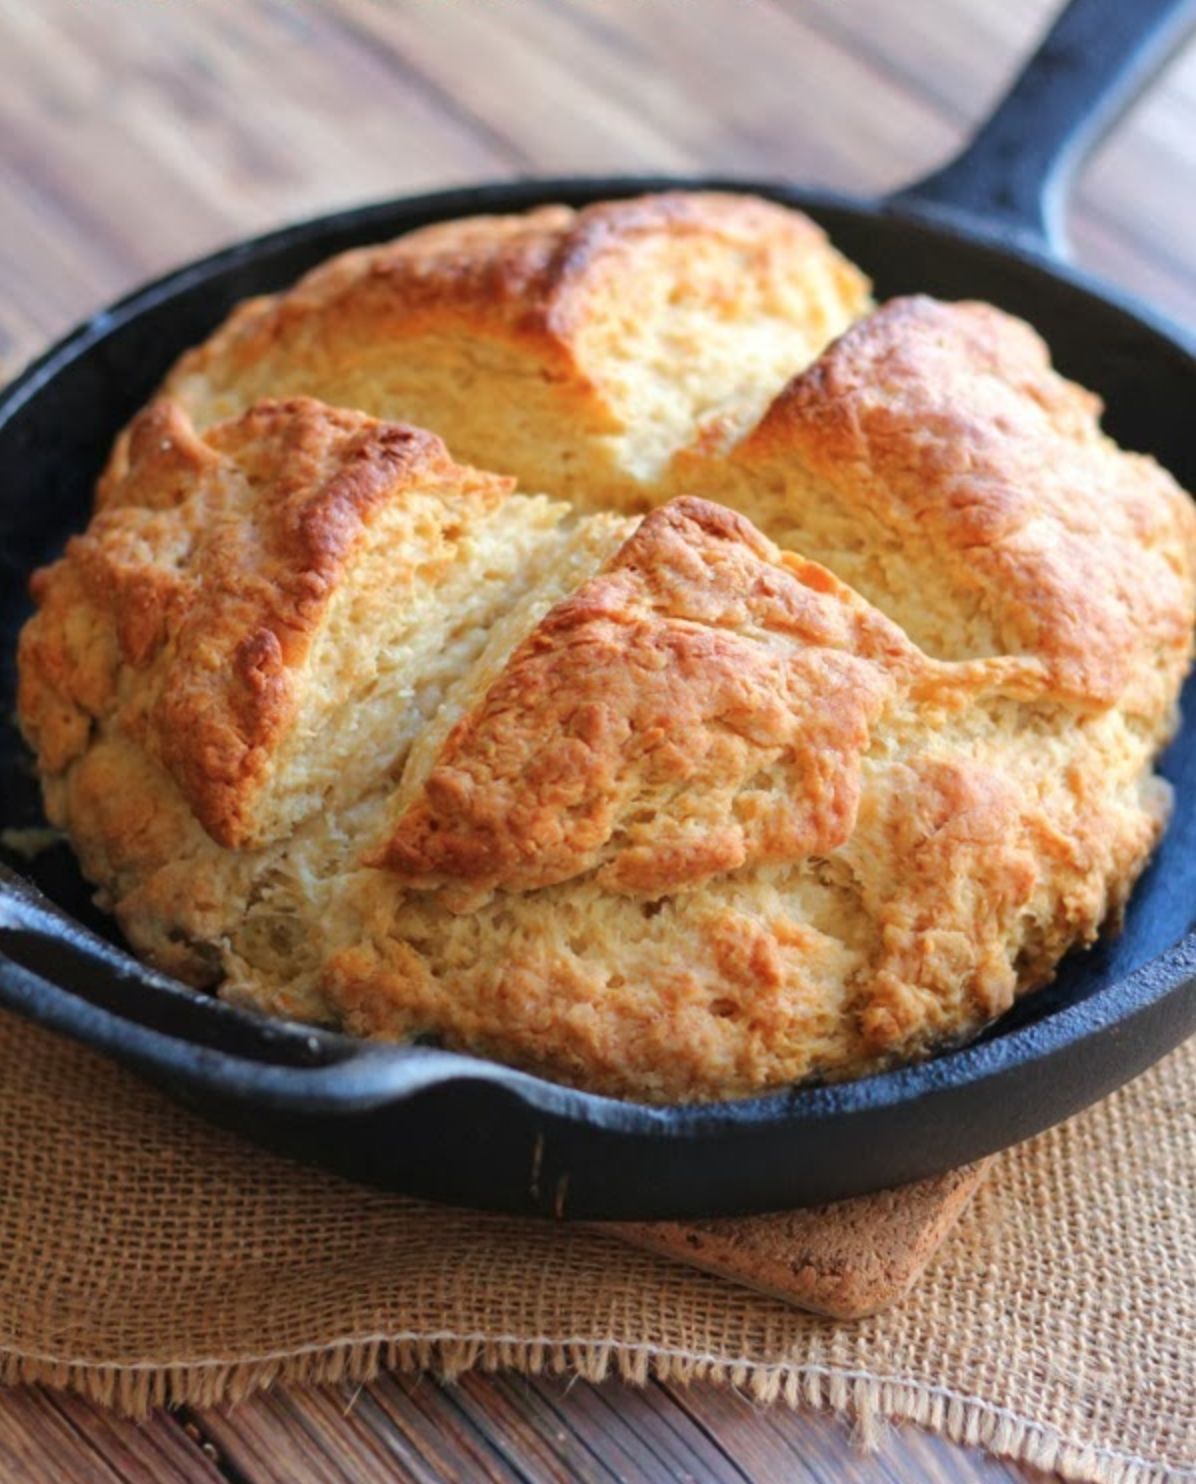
[2,0,1193,1481]
[184,1374,1049,1484]
[0,1387,225,1484]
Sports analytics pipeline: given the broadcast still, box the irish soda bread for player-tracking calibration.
[17,192,1196,1103]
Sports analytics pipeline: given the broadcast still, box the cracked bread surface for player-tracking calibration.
[16,192,1196,1102]
[370,498,915,907]
[161,191,871,510]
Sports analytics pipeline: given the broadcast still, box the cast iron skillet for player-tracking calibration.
[2,0,1195,1219]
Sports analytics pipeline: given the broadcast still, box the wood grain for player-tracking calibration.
[0,1387,224,1484]
[2,0,1193,383]
[2,0,1193,1480]
[186,1374,1052,1484]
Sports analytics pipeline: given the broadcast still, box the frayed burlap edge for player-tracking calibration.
[2,1336,1188,1484]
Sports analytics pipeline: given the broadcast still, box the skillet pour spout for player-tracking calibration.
[1,0,1195,1218]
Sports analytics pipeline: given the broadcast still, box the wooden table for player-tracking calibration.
[2,2,1193,1480]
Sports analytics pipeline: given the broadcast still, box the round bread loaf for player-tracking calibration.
[16,192,1196,1102]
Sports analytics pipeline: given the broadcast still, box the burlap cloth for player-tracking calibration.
[0,1008,1191,1484]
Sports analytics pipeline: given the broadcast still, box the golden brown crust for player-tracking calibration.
[15,196,1196,1104]
[847,745,1167,1060]
[20,396,516,849]
[161,192,871,506]
[373,498,911,906]
[740,296,1196,720]
[167,204,586,405]
[170,192,862,399]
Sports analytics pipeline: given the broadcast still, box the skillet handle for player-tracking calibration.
[0,861,337,1069]
[891,0,1196,258]
[0,861,519,1113]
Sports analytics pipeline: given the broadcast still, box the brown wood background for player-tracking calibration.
[3,0,1195,385]
[2,1,1194,1480]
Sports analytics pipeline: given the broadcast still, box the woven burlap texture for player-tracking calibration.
[0,1009,1191,1484]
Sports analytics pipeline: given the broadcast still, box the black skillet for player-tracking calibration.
[2,0,1195,1220]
